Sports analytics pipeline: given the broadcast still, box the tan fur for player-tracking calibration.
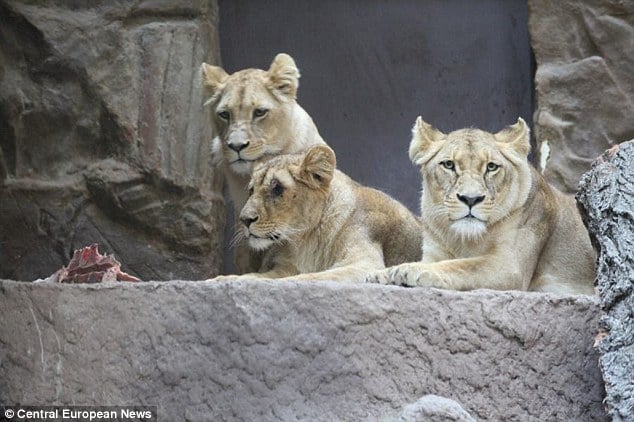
[201,53,326,272]
[210,146,422,282]
[366,117,596,295]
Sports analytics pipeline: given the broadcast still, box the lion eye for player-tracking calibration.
[270,179,284,197]
[217,110,230,120]
[441,160,455,170]
[486,162,500,172]
[253,108,268,118]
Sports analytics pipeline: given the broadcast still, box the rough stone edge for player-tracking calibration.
[576,139,634,421]
[0,278,605,421]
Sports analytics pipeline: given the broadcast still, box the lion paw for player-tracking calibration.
[384,265,423,287]
[364,269,395,285]
[206,274,241,283]
[370,264,440,288]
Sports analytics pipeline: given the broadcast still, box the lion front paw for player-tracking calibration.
[206,274,241,283]
[364,268,395,285]
[365,264,438,288]
[365,265,422,287]
[387,264,427,287]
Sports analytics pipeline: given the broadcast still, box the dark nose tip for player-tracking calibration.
[240,215,258,228]
[228,141,249,153]
[457,194,485,208]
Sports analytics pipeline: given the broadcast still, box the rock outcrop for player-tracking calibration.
[0,279,606,421]
[577,140,634,421]
[528,0,634,192]
[0,1,225,281]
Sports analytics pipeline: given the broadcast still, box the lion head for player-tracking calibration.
[409,117,533,241]
[237,145,336,251]
[201,53,303,175]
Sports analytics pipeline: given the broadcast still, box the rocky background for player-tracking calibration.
[2,1,632,280]
[0,0,225,281]
[528,0,634,192]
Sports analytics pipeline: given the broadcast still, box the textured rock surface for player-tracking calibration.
[0,1,225,280]
[577,140,634,421]
[0,279,606,421]
[395,395,475,422]
[528,0,634,192]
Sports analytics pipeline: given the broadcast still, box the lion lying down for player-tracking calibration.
[366,117,596,295]
[210,145,422,282]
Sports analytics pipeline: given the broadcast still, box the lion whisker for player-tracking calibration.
[229,228,246,249]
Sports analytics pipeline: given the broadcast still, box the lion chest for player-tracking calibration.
[422,229,498,263]
[287,234,337,273]
[286,217,349,273]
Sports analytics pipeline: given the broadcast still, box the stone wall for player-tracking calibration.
[528,0,634,192]
[0,1,225,281]
[0,280,606,421]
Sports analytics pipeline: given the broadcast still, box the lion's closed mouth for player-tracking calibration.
[232,158,251,164]
[454,214,482,222]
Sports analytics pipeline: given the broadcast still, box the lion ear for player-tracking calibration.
[409,116,445,166]
[267,53,300,99]
[299,145,336,190]
[494,117,531,157]
[201,62,229,96]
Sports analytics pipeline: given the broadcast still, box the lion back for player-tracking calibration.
[356,187,423,267]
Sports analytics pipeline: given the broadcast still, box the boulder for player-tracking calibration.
[0,1,225,280]
[577,140,634,421]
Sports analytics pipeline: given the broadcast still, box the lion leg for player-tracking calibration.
[365,262,450,288]
[366,258,530,291]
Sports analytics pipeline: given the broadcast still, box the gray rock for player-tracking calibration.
[394,395,476,422]
[0,280,606,421]
[577,140,634,421]
[528,0,634,192]
[0,1,225,280]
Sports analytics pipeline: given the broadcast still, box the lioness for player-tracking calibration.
[366,117,596,295]
[210,145,422,282]
[201,53,326,272]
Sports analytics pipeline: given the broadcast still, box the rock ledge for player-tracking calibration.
[0,279,605,421]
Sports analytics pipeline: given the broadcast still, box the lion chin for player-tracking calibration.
[247,236,275,251]
[450,218,487,240]
[230,159,254,175]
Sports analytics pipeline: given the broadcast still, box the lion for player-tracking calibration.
[209,145,422,282]
[201,53,326,272]
[365,117,596,295]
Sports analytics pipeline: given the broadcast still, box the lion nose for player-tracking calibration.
[240,214,258,228]
[228,141,249,153]
[457,194,485,208]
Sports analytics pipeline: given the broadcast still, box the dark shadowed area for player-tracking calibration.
[218,0,534,213]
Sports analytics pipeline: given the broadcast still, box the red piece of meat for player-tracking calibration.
[55,244,141,283]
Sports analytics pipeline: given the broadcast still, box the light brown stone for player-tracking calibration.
[528,0,634,192]
[0,1,225,280]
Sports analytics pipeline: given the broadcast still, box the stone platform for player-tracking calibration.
[0,279,605,421]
